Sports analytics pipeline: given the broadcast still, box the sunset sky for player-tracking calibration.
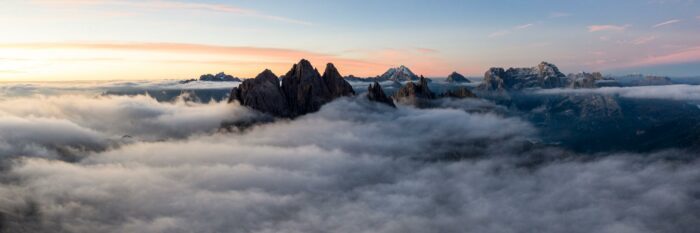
[1,0,700,81]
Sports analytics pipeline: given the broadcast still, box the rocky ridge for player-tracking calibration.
[229,59,386,118]
[478,62,566,91]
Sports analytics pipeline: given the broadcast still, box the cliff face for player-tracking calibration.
[394,76,435,100]
[229,69,290,117]
[479,62,566,91]
[367,82,396,108]
[229,59,356,118]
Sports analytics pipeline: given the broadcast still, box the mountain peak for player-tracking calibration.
[446,71,470,83]
[380,65,419,81]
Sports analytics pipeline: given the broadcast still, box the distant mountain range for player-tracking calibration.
[180,72,241,83]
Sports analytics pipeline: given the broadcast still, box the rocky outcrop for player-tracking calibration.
[322,63,355,98]
[478,62,566,91]
[394,76,435,105]
[367,82,396,107]
[229,59,356,118]
[441,87,477,98]
[380,65,420,82]
[281,59,335,116]
[567,72,604,88]
[446,72,470,83]
[547,94,623,120]
[228,69,290,117]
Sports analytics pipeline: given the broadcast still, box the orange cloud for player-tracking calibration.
[0,42,393,80]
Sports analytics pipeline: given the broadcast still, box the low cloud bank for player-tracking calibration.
[0,80,239,98]
[536,84,700,101]
[0,93,261,161]
[0,84,698,233]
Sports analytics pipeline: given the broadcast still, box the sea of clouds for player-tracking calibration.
[0,81,699,233]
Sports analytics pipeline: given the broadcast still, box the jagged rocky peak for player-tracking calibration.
[229,69,290,117]
[229,59,356,118]
[367,82,396,108]
[281,59,334,116]
[446,71,470,83]
[322,63,355,98]
[380,65,420,81]
[479,62,566,91]
[394,76,436,101]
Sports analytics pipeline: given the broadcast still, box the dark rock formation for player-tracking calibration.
[446,72,471,83]
[367,82,396,107]
[393,76,436,106]
[441,87,477,98]
[229,59,356,118]
[228,69,290,117]
[201,72,241,82]
[478,62,566,91]
[281,59,335,116]
[322,63,355,98]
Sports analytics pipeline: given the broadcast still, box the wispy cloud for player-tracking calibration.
[414,48,438,54]
[588,24,629,32]
[31,0,311,25]
[515,23,534,29]
[489,23,534,38]
[631,35,657,45]
[488,30,511,38]
[549,12,571,18]
[627,46,700,67]
[652,19,681,28]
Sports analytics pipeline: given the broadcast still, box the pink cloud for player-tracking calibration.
[629,46,700,67]
[588,24,628,32]
[652,19,681,28]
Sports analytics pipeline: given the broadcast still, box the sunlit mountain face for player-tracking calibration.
[2,1,700,233]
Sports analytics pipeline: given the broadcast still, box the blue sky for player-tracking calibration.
[1,0,699,80]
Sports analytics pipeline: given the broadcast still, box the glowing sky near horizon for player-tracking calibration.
[1,0,700,81]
